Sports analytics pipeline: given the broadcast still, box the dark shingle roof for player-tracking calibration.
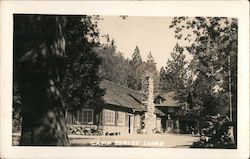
[99,80,146,111]
[154,91,180,107]
[154,107,166,116]
[99,80,168,116]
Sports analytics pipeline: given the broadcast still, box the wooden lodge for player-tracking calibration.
[66,78,182,135]
[154,91,182,133]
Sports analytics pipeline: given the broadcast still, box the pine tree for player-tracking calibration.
[170,17,238,142]
[128,46,144,90]
[160,43,188,91]
[14,15,70,146]
[145,52,159,89]
[63,16,104,112]
[146,52,156,70]
[159,67,167,89]
[95,37,130,87]
[132,45,142,66]
[14,15,104,145]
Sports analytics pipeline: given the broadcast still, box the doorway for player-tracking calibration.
[128,115,134,133]
[166,119,174,132]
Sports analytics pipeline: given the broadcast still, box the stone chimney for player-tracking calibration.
[141,75,156,134]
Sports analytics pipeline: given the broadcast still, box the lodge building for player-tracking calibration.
[66,76,182,135]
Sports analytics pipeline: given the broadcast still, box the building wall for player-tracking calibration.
[66,108,96,125]
[134,114,141,131]
[101,109,143,134]
[156,117,162,131]
[155,106,181,132]
[66,107,144,134]
[66,107,179,134]
[101,109,128,134]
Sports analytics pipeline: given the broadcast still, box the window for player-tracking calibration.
[157,98,163,104]
[185,104,190,110]
[77,109,93,124]
[156,118,161,130]
[105,110,115,125]
[117,112,125,126]
[167,120,173,128]
[168,107,175,113]
[134,115,141,127]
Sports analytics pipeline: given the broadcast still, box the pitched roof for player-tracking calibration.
[99,80,167,116]
[154,107,166,116]
[154,91,180,107]
[99,80,146,111]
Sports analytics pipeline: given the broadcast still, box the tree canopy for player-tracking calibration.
[14,15,70,145]
[63,16,104,111]
[168,17,237,118]
[13,15,105,145]
[159,43,188,91]
[13,15,238,146]
[95,42,159,90]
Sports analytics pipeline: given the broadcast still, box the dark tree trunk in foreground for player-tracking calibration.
[14,15,69,146]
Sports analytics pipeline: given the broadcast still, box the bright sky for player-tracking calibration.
[97,16,180,71]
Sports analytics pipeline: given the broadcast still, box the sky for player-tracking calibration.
[97,16,180,71]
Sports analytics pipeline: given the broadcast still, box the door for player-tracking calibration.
[128,115,134,133]
[161,116,167,132]
[166,120,174,132]
[156,117,162,131]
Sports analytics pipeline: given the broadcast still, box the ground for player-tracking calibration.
[70,133,199,148]
[13,133,199,148]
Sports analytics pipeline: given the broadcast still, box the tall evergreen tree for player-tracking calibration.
[95,37,130,87]
[159,43,188,91]
[159,67,167,89]
[132,45,142,66]
[146,52,156,70]
[14,15,104,145]
[128,46,144,90]
[63,16,104,111]
[14,15,69,145]
[145,52,159,89]
[170,17,237,117]
[170,17,238,142]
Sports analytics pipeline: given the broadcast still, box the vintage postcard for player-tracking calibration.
[0,1,249,159]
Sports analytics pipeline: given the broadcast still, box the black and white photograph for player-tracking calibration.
[12,14,238,148]
[0,1,249,159]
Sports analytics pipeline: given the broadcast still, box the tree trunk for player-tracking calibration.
[20,105,69,146]
[14,15,69,146]
[19,85,69,146]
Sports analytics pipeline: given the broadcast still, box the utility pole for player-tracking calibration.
[228,55,232,121]
[228,54,235,143]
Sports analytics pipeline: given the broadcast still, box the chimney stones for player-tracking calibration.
[141,75,156,134]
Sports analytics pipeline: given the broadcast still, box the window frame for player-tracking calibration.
[117,111,126,126]
[78,108,94,124]
[168,107,175,113]
[134,114,141,127]
[105,110,115,125]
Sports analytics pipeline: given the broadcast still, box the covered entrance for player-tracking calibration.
[166,119,174,132]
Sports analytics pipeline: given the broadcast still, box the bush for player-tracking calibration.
[67,125,104,136]
[12,110,22,133]
[191,115,236,148]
